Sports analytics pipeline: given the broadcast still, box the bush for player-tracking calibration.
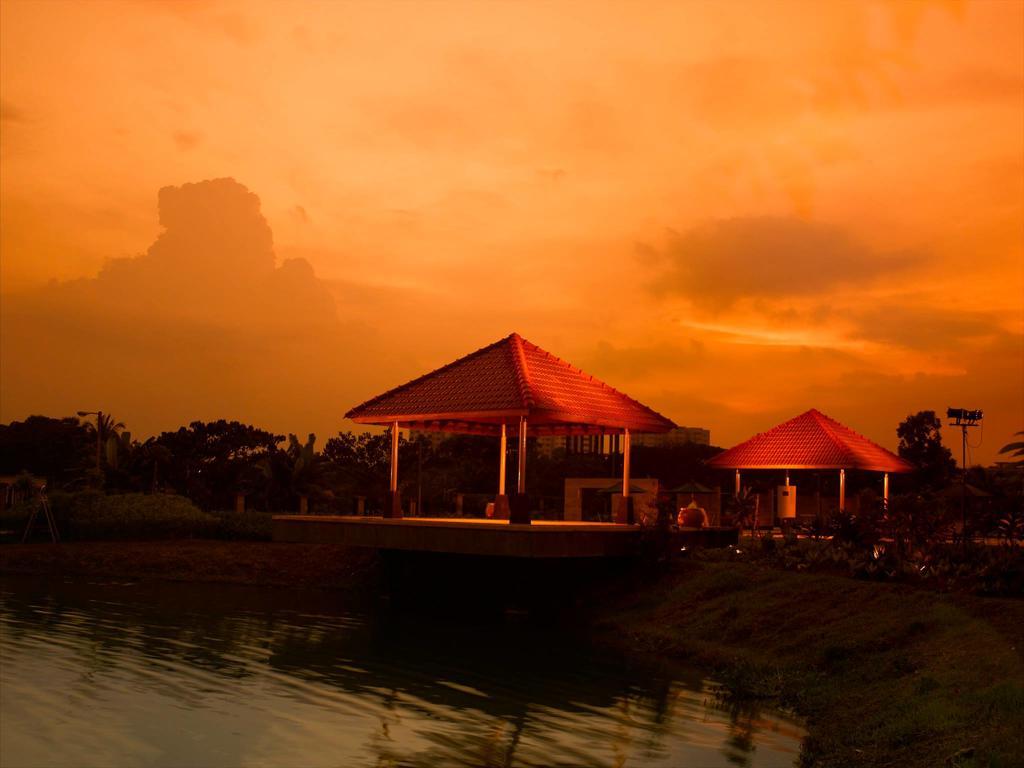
[6,491,277,542]
[46,490,220,540]
[207,509,273,541]
[0,502,33,536]
[720,531,1024,597]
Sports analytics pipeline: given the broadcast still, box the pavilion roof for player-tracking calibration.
[345,333,676,436]
[707,409,913,473]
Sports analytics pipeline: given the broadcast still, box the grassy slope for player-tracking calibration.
[0,541,379,591]
[596,559,1024,768]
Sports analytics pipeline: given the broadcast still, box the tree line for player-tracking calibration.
[0,414,722,515]
[0,410,1018,521]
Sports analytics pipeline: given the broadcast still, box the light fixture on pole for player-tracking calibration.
[946,407,982,547]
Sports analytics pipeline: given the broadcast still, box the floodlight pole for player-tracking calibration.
[947,408,982,549]
[960,423,967,546]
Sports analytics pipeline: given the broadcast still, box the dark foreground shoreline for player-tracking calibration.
[0,541,380,593]
[2,541,1022,768]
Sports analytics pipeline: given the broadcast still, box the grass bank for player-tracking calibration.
[0,541,379,592]
[0,491,274,542]
[594,557,1024,768]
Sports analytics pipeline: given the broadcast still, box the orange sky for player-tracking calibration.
[1,0,1022,464]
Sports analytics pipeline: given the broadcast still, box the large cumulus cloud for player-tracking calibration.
[0,179,369,439]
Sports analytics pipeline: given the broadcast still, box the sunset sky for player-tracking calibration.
[1,0,1022,464]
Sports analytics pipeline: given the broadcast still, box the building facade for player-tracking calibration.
[410,425,710,458]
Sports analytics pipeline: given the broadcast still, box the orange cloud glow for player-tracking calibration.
[1,0,1021,462]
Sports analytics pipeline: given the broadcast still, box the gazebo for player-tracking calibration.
[707,409,912,513]
[345,332,676,524]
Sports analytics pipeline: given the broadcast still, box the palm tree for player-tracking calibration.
[78,411,126,473]
[136,440,172,491]
[998,431,1024,464]
[287,433,334,514]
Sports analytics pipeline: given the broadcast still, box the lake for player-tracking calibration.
[0,575,804,767]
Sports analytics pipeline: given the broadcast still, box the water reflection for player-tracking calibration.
[0,577,803,767]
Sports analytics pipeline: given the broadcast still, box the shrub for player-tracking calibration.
[47,491,220,540]
[207,509,273,541]
[7,491,278,542]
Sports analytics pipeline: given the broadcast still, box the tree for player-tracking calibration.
[286,433,334,513]
[81,413,126,459]
[897,410,956,489]
[0,416,91,487]
[998,431,1024,465]
[154,420,283,509]
[323,430,397,512]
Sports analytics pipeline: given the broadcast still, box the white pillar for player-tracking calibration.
[517,416,527,494]
[389,421,399,492]
[499,423,507,495]
[839,469,846,512]
[785,470,790,486]
[735,469,741,497]
[622,429,631,497]
[883,473,889,509]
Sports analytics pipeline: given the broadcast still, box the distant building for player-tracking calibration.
[407,429,447,451]
[410,425,710,458]
[632,427,711,448]
[560,426,711,456]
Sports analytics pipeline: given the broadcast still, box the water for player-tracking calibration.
[0,576,804,767]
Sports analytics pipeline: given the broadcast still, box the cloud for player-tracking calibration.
[0,100,25,123]
[76,178,337,325]
[648,217,919,311]
[172,130,202,150]
[849,306,1004,349]
[578,328,1024,458]
[0,179,352,439]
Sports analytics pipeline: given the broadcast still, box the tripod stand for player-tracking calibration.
[21,485,60,543]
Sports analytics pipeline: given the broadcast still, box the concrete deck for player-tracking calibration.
[272,515,642,558]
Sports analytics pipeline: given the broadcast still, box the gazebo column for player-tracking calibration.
[615,429,634,524]
[385,421,402,518]
[493,423,510,520]
[735,469,741,497]
[838,469,846,514]
[509,416,531,524]
[883,473,889,510]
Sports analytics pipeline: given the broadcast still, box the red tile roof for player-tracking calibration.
[345,333,676,435]
[707,409,913,473]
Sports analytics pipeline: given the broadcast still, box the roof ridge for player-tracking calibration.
[813,408,905,462]
[709,408,913,472]
[508,333,535,410]
[808,410,859,465]
[344,334,525,419]
[515,335,676,429]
